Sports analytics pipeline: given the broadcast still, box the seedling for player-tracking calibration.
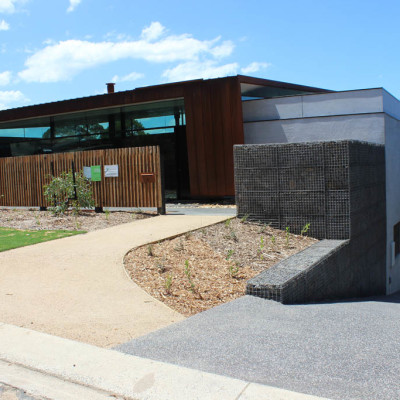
[225,219,231,228]
[104,209,110,221]
[156,257,166,273]
[271,235,276,245]
[229,264,239,278]
[229,229,238,242]
[240,214,249,223]
[184,259,196,292]
[226,249,234,260]
[165,274,173,294]
[174,238,184,252]
[147,244,154,256]
[285,226,290,247]
[259,236,265,260]
[301,223,311,236]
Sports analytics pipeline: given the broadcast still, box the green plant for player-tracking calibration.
[285,226,290,247]
[74,219,81,230]
[104,209,110,221]
[174,238,184,252]
[184,259,195,292]
[224,219,231,228]
[301,222,311,236]
[271,235,276,245]
[259,236,265,260]
[226,249,234,260]
[35,215,41,226]
[240,214,249,223]
[156,257,166,273]
[147,244,154,256]
[43,170,95,215]
[225,229,238,242]
[229,264,239,278]
[165,273,173,294]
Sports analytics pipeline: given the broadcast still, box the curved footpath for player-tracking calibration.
[0,214,228,347]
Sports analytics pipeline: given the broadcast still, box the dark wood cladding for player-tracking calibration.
[0,76,328,198]
[183,77,244,197]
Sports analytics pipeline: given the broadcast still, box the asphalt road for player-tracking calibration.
[117,293,400,400]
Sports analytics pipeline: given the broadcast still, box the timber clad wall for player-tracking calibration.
[0,146,162,208]
[0,76,327,198]
[0,77,246,198]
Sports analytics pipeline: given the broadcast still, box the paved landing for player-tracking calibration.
[0,214,228,347]
[117,294,400,400]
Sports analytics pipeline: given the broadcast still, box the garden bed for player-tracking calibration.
[0,208,155,232]
[124,218,318,316]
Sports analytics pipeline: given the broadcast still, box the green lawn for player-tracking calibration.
[0,227,86,252]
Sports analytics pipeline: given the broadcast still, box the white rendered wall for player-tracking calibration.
[244,114,385,145]
[243,89,384,122]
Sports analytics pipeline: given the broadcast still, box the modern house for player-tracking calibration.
[0,75,399,295]
[0,76,328,199]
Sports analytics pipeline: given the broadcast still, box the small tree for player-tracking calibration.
[44,170,95,215]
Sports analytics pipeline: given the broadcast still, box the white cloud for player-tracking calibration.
[19,22,236,83]
[67,0,81,13]
[0,70,11,85]
[0,19,9,30]
[0,90,28,110]
[162,60,239,82]
[0,0,16,13]
[241,62,270,74]
[141,22,165,42]
[111,71,144,83]
[210,39,234,58]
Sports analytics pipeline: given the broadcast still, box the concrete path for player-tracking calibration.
[0,322,331,400]
[117,294,400,400]
[0,215,227,347]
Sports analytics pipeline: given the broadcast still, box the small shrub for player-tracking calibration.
[226,249,234,260]
[147,244,154,256]
[301,223,311,236]
[43,170,95,215]
[229,263,239,278]
[240,214,249,223]
[285,226,290,247]
[184,259,195,292]
[165,274,173,294]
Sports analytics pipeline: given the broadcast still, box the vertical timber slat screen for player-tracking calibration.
[0,146,162,208]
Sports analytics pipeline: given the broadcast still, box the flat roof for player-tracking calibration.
[0,75,330,124]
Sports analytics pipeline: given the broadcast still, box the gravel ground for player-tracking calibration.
[0,208,155,232]
[116,293,400,400]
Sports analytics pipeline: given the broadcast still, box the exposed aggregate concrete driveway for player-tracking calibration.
[117,293,400,400]
[0,214,228,347]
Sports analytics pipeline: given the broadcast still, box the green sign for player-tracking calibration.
[91,165,101,181]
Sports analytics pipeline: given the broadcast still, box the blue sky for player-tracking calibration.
[0,0,399,110]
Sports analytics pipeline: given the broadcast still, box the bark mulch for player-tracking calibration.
[124,218,318,316]
[0,208,155,232]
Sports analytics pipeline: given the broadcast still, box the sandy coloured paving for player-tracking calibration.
[0,215,227,347]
